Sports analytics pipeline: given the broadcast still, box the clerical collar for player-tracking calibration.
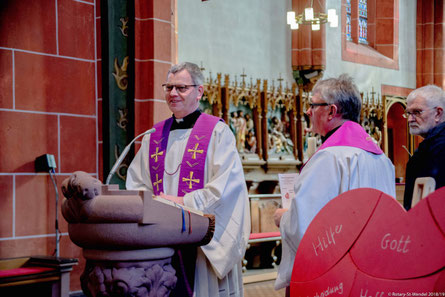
[171,109,201,130]
[321,125,341,143]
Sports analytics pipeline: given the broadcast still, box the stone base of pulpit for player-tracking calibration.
[80,248,177,297]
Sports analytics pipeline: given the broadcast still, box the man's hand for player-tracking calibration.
[159,192,184,205]
[274,208,288,227]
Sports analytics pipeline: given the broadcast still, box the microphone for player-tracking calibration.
[401,145,412,157]
[105,128,156,185]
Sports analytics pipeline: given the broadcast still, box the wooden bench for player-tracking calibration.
[246,231,281,268]
[243,194,282,276]
[0,256,78,297]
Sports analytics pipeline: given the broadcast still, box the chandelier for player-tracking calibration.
[287,1,338,31]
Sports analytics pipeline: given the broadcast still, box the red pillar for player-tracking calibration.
[416,0,445,89]
[291,0,327,71]
[134,0,177,147]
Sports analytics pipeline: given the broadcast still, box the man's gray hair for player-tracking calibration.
[407,84,445,109]
[167,62,204,85]
[312,74,362,123]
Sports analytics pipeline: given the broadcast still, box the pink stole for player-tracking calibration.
[303,121,383,168]
[149,113,222,196]
[317,121,383,154]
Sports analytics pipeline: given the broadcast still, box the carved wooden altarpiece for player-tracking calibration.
[202,73,303,183]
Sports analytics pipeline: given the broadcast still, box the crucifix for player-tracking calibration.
[370,87,376,105]
[199,61,206,72]
[240,68,247,87]
[277,73,284,83]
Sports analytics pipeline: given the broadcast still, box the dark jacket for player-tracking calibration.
[404,121,445,210]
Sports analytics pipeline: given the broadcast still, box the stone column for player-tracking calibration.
[290,0,327,76]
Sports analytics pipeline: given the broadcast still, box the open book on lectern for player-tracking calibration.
[153,195,204,216]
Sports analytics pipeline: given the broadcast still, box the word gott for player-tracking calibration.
[380,233,411,253]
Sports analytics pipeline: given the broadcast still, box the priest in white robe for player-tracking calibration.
[126,62,250,297]
[274,74,396,292]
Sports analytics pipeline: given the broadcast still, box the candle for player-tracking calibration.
[307,137,317,159]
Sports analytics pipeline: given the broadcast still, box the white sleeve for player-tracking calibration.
[275,149,342,289]
[125,134,153,192]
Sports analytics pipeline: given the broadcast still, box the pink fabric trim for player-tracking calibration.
[318,121,383,155]
[0,267,54,278]
[249,232,281,240]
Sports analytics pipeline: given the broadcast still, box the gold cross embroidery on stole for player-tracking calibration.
[182,171,200,189]
[187,143,203,160]
[153,173,162,191]
[151,147,164,163]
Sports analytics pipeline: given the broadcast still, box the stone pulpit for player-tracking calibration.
[61,171,215,297]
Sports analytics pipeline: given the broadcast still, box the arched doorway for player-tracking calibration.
[386,99,409,182]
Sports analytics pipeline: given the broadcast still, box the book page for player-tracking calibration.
[153,195,204,216]
[278,173,299,209]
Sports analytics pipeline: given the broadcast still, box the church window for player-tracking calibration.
[341,0,399,69]
[358,0,368,44]
[346,0,352,41]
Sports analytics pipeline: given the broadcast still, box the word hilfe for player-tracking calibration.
[380,233,411,253]
[312,225,343,256]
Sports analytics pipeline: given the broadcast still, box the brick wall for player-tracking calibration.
[133,0,174,152]
[0,0,175,293]
[0,0,96,291]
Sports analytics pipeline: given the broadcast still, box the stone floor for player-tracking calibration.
[244,279,286,297]
[243,267,285,297]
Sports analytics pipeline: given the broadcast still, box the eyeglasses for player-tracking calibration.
[402,107,437,119]
[308,102,330,109]
[162,84,197,93]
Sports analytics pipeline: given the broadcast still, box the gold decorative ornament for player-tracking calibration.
[112,56,129,90]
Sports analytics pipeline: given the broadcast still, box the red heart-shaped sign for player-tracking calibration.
[291,188,381,282]
[350,189,445,279]
[427,188,445,236]
[291,254,356,297]
[350,268,445,295]
[290,186,445,295]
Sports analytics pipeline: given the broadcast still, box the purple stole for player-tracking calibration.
[149,113,221,197]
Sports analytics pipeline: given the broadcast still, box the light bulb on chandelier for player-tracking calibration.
[286,1,338,31]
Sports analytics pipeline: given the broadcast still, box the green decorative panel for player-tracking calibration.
[101,0,134,188]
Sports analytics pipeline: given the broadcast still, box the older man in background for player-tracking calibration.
[403,85,445,210]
